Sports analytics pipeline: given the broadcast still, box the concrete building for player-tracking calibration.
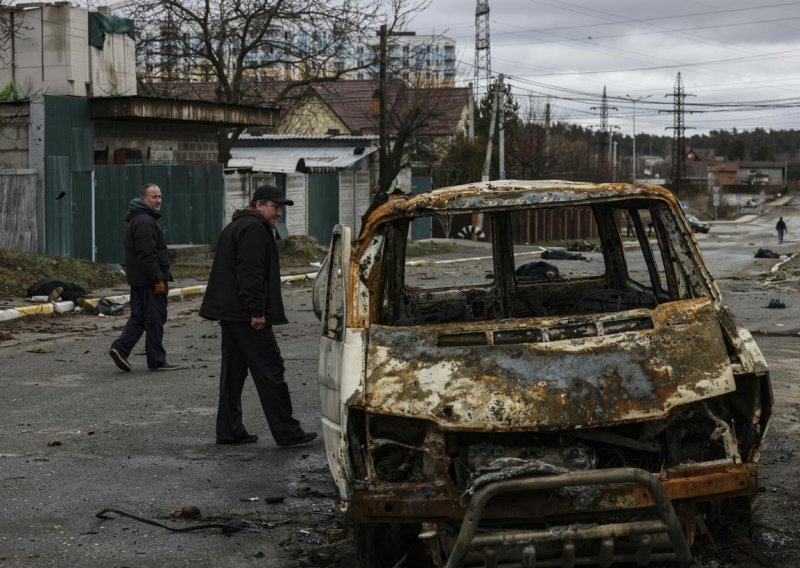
[346,33,457,86]
[133,14,457,87]
[0,3,137,99]
[0,3,276,261]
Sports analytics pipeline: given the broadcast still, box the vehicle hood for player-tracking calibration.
[364,298,735,431]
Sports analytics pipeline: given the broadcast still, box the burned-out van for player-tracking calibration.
[313,180,772,567]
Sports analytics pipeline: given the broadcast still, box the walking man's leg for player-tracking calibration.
[142,285,168,369]
[216,321,255,443]
[237,325,314,445]
[110,287,146,371]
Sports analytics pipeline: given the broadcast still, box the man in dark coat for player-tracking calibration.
[200,185,317,447]
[109,183,181,372]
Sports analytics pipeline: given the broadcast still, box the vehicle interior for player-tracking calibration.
[376,199,712,326]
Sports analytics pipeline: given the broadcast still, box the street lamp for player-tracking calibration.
[624,94,652,183]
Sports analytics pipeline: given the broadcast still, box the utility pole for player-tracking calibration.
[591,86,617,173]
[376,24,414,194]
[468,82,474,143]
[482,75,501,181]
[662,72,694,197]
[498,75,505,180]
[624,94,651,184]
[378,24,388,192]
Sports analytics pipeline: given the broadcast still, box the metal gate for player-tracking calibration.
[308,173,339,246]
[43,96,94,259]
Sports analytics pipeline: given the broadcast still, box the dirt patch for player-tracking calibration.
[0,250,125,301]
[277,235,329,267]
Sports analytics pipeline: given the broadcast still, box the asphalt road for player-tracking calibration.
[0,285,336,567]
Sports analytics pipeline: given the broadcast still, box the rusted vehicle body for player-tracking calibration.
[313,180,772,567]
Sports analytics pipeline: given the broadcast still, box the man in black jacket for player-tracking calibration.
[200,185,316,447]
[109,183,181,372]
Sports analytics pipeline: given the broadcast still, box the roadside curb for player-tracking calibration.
[0,274,322,324]
[771,250,800,273]
[1,248,552,324]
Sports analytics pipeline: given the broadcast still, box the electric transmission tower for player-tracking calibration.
[663,73,694,196]
[591,87,617,170]
[474,0,491,102]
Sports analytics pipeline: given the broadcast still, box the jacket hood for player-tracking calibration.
[125,198,159,221]
[232,207,269,226]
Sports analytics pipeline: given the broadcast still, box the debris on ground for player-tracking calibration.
[288,482,312,498]
[755,248,781,259]
[768,299,787,309]
[516,261,560,281]
[541,249,586,260]
[567,240,597,252]
[170,505,201,518]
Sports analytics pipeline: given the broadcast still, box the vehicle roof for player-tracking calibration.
[381,180,679,218]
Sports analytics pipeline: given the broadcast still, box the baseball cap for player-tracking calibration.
[251,185,294,206]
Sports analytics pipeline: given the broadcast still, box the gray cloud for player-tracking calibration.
[411,0,800,133]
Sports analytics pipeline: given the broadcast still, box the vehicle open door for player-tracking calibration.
[315,225,352,494]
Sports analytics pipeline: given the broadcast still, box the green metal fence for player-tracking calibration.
[94,164,224,264]
[42,96,225,264]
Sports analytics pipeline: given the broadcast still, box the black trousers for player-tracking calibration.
[216,321,300,442]
[111,285,167,369]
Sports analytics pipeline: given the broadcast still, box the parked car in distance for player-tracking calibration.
[686,213,711,233]
[313,180,771,568]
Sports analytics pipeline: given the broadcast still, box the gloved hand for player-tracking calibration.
[153,281,166,295]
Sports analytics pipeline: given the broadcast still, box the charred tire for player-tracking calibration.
[354,522,434,568]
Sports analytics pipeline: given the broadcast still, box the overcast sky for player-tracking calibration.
[408,0,800,135]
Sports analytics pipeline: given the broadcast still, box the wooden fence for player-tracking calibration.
[0,170,38,252]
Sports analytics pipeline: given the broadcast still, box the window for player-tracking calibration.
[376,199,708,327]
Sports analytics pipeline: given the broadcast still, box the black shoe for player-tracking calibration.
[149,362,182,371]
[216,431,259,445]
[276,430,317,447]
[109,348,131,372]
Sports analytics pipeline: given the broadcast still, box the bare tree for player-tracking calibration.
[0,3,28,101]
[357,75,470,236]
[124,0,430,162]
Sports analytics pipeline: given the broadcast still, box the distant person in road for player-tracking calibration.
[776,217,788,244]
[109,183,181,372]
[200,185,317,448]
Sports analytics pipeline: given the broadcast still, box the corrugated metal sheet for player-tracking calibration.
[44,96,93,258]
[94,164,224,264]
[229,145,377,173]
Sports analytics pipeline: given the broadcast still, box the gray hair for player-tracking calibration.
[140,182,159,198]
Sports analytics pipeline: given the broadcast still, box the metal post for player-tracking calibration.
[625,94,651,184]
[378,24,387,191]
[498,75,505,180]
